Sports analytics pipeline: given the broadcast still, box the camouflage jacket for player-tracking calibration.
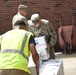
[12,12,28,29]
[28,19,57,47]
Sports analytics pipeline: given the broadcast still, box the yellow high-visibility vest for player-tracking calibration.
[0,29,33,74]
[0,35,2,49]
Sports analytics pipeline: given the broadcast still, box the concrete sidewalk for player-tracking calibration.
[55,52,76,75]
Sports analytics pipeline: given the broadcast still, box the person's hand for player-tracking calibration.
[47,44,50,52]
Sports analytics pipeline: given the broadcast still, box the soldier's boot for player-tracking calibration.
[49,51,55,59]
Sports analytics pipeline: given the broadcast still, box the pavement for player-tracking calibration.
[55,51,76,75]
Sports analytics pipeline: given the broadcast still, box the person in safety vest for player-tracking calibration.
[0,20,39,75]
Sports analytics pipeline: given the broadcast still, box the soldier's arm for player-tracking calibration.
[47,21,57,47]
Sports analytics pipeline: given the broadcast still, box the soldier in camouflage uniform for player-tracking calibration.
[28,14,57,59]
[12,5,28,30]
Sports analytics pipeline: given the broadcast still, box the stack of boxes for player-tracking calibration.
[28,36,64,75]
[35,36,50,60]
[28,58,64,75]
[28,54,37,75]
[39,59,64,75]
[28,36,50,75]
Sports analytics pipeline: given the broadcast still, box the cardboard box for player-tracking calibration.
[38,48,50,60]
[28,52,42,75]
[28,57,64,75]
[35,36,47,50]
[34,36,50,60]
[39,59,64,75]
[28,54,37,75]
[37,52,43,65]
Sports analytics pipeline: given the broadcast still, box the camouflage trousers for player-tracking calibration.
[49,46,55,59]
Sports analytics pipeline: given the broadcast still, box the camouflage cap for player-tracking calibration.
[31,14,40,24]
[18,5,27,10]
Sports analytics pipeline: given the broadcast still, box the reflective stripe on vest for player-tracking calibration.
[1,32,30,60]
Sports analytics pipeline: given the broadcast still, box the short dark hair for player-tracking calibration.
[14,20,26,26]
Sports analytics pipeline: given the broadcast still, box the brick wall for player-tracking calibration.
[0,0,76,35]
[0,0,76,51]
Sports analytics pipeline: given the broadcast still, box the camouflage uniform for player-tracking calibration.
[12,12,28,26]
[12,5,28,29]
[28,19,57,59]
